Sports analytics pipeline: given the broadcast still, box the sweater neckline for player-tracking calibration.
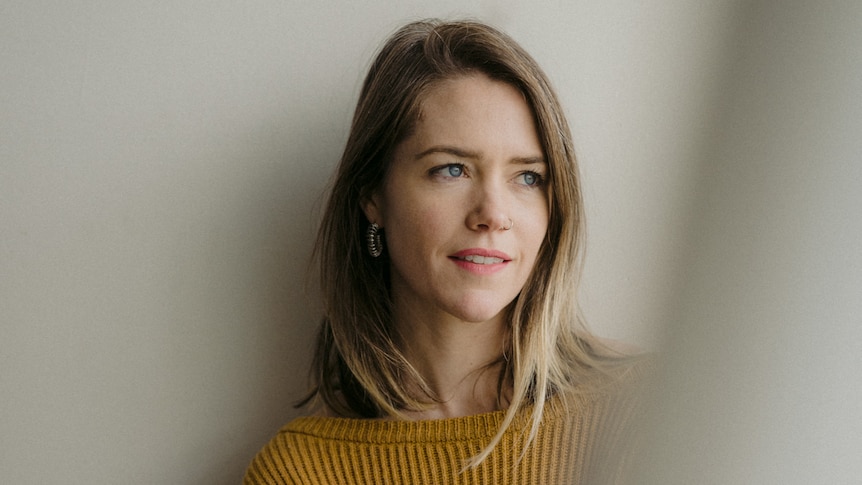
[282,393,572,444]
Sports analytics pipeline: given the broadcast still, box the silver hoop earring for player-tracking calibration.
[366,222,383,258]
[503,219,514,231]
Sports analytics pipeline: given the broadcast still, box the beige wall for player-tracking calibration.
[632,2,862,483]
[14,1,856,483]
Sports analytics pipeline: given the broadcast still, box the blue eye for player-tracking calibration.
[429,163,466,181]
[519,171,543,186]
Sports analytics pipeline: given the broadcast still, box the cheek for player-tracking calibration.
[385,189,452,231]
[520,211,550,271]
[383,195,450,254]
[519,201,549,242]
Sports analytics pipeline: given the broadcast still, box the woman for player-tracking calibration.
[245,19,645,485]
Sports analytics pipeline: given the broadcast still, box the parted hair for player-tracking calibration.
[305,19,611,466]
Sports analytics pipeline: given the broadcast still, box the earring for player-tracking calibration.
[366,222,383,257]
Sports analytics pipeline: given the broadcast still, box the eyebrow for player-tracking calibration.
[414,145,546,165]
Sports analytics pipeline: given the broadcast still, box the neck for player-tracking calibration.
[393,303,510,420]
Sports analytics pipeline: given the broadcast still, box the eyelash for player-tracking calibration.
[430,163,545,187]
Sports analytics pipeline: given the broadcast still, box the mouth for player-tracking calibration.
[449,248,512,265]
[456,254,505,265]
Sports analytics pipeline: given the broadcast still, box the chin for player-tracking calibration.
[458,314,502,324]
[448,299,512,324]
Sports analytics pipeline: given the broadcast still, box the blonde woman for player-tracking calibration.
[245,19,646,485]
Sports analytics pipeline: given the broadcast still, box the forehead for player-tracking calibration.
[418,74,528,121]
[405,74,543,155]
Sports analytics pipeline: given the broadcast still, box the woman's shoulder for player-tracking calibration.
[243,419,302,485]
[553,337,657,411]
[590,334,657,377]
[243,414,342,485]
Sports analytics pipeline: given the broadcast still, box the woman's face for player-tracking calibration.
[364,74,549,325]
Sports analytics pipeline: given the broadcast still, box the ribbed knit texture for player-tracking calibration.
[244,363,647,485]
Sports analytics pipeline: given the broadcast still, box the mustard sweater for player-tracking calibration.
[244,368,644,485]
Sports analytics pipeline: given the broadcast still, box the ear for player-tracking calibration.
[360,190,384,227]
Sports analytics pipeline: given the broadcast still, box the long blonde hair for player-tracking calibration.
[304,19,610,467]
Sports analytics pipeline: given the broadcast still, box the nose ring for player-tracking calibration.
[503,219,514,231]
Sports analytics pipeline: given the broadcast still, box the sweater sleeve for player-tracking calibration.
[243,431,297,485]
[584,355,657,484]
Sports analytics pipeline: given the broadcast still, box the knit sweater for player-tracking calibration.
[244,365,645,485]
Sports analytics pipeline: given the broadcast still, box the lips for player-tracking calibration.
[449,248,512,265]
[461,254,504,265]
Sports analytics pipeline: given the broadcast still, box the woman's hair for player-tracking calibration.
[305,18,609,466]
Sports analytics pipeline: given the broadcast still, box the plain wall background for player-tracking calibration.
[8,1,858,484]
[631,2,862,483]
[2,2,734,481]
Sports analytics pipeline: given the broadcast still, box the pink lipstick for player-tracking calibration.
[449,248,511,274]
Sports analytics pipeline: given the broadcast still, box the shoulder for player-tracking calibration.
[552,344,657,417]
[243,414,388,485]
[242,418,316,485]
[548,351,656,483]
[585,334,657,390]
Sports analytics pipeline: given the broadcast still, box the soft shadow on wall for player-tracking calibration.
[196,112,340,484]
[628,1,862,483]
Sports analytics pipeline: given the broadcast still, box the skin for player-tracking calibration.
[363,73,549,419]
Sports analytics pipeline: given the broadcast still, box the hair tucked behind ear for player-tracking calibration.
[299,18,626,468]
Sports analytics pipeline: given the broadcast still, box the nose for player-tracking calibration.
[466,181,512,232]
